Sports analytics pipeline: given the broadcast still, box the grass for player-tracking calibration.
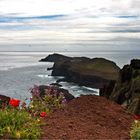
[69,58,120,80]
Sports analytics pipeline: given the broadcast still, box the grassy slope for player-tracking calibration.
[68,58,120,80]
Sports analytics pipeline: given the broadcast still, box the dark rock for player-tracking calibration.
[99,80,116,98]
[58,88,75,101]
[52,60,71,76]
[47,67,53,71]
[0,95,10,107]
[56,78,67,83]
[40,53,71,62]
[50,83,62,87]
[40,53,90,63]
[130,59,140,69]
[120,65,133,83]
[38,85,74,102]
[109,59,140,114]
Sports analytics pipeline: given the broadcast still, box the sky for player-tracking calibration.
[0,0,140,51]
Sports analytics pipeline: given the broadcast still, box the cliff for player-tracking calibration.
[104,59,140,114]
[40,53,120,89]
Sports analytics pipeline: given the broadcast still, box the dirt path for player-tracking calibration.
[41,95,132,139]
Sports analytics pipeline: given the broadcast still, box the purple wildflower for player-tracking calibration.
[32,85,40,97]
[62,98,68,104]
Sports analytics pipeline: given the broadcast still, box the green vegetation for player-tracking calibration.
[29,85,66,116]
[131,121,140,139]
[0,108,42,139]
[70,58,120,80]
[0,85,67,139]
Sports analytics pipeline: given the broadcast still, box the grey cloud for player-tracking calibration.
[131,0,140,9]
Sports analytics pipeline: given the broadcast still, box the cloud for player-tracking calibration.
[0,0,138,17]
[0,0,139,48]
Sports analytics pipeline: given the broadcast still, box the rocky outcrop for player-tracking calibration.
[41,54,120,89]
[0,95,10,107]
[109,59,140,114]
[50,83,62,87]
[40,53,72,62]
[39,85,75,102]
[40,53,89,63]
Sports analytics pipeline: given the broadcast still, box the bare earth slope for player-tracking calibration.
[41,95,132,139]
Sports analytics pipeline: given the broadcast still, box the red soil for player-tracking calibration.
[41,95,132,139]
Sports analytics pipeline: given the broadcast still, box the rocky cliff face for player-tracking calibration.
[109,59,140,114]
[41,54,120,89]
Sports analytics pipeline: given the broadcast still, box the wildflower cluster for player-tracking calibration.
[29,85,67,117]
[0,85,67,139]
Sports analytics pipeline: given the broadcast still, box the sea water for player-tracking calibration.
[0,50,139,100]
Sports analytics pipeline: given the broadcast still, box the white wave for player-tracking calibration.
[82,86,99,93]
[37,74,53,78]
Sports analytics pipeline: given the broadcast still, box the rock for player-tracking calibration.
[58,88,75,101]
[56,78,67,83]
[47,67,53,71]
[39,53,71,62]
[38,85,74,102]
[109,59,140,114]
[130,59,140,69]
[50,83,62,87]
[52,60,71,76]
[99,80,116,98]
[0,95,10,107]
[40,53,90,63]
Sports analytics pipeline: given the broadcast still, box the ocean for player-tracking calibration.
[0,50,139,100]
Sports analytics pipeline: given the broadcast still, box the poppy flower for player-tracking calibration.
[9,98,20,108]
[40,112,47,118]
[133,114,139,120]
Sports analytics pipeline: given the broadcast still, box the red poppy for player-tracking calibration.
[9,98,20,108]
[40,112,47,118]
[133,114,139,120]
